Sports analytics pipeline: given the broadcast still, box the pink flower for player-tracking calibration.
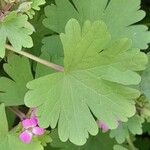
[19,116,45,144]
[97,121,109,133]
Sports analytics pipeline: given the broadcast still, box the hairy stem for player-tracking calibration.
[5,44,64,72]
[8,107,26,120]
[126,137,137,150]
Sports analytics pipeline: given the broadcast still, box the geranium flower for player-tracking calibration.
[19,110,45,144]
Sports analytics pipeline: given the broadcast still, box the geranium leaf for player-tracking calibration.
[0,12,34,57]
[36,35,64,78]
[140,53,150,99]
[0,103,8,135]
[27,0,46,18]
[25,19,147,145]
[0,54,33,106]
[43,0,150,49]
[46,130,116,150]
[110,115,144,144]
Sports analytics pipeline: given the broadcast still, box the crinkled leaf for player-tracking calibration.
[110,115,144,144]
[0,54,33,106]
[43,0,150,49]
[0,12,34,57]
[25,19,147,145]
[0,104,43,150]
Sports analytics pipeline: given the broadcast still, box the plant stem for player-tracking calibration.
[8,107,26,120]
[126,137,137,150]
[5,44,64,72]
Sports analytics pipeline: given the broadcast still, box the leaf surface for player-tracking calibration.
[110,115,144,144]
[43,0,150,49]
[140,53,150,99]
[27,0,46,18]
[0,12,34,57]
[113,145,128,150]
[46,130,116,150]
[0,54,33,106]
[25,19,147,145]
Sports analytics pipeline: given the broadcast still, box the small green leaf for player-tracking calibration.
[110,115,144,144]
[31,0,46,10]
[27,0,46,18]
[0,54,33,106]
[0,12,34,57]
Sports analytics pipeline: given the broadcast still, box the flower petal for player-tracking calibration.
[32,127,45,136]
[30,117,38,127]
[22,118,38,129]
[22,119,32,129]
[19,130,33,144]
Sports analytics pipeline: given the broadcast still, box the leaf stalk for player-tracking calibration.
[126,137,137,150]
[5,44,64,72]
[8,107,26,120]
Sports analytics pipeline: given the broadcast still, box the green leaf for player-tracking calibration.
[36,35,64,78]
[35,51,63,78]
[140,53,150,99]
[0,104,8,135]
[28,8,52,57]
[0,12,34,57]
[0,54,33,106]
[43,0,150,49]
[47,130,116,150]
[0,103,43,150]
[113,145,128,150]
[27,0,46,18]
[25,19,147,145]
[0,133,44,150]
[110,115,144,144]
[42,35,64,58]
[6,108,16,129]
[31,0,46,10]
